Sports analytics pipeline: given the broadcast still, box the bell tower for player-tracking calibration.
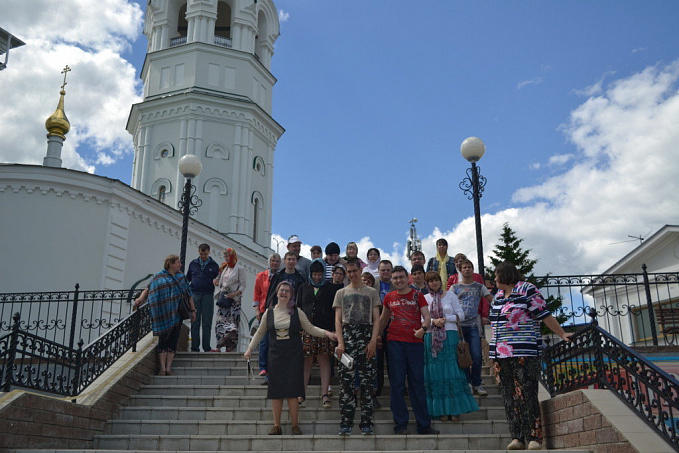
[127,0,283,251]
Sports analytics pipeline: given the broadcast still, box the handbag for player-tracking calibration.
[455,314,473,369]
[177,292,191,320]
[216,293,234,309]
[170,273,192,320]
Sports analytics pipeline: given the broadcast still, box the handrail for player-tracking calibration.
[541,319,679,451]
[0,299,150,397]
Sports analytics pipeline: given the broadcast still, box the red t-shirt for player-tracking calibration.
[383,289,428,343]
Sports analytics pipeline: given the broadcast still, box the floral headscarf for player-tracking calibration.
[220,248,238,273]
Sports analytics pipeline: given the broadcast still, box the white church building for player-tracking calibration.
[0,0,284,348]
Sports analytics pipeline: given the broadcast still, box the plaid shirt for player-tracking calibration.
[148,270,192,335]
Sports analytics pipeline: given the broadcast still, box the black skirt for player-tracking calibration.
[266,307,304,399]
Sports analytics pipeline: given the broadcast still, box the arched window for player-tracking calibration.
[154,142,175,160]
[252,156,265,175]
[255,10,268,59]
[253,198,259,243]
[151,178,172,202]
[251,191,264,244]
[215,2,232,39]
[158,185,167,203]
[177,3,188,37]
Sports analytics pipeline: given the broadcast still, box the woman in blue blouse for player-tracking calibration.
[489,262,571,451]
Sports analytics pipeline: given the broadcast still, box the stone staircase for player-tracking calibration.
[12,351,591,452]
[91,352,584,452]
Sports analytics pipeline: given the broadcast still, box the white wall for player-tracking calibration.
[0,164,267,350]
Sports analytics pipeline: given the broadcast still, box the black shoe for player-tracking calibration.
[418,426,440,435]
[394,427,410,435]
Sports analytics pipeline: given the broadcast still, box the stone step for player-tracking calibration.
[126,394,503,409]
[148,374,499,387]
[13,449,592,453]
[135,384,499,398]
[94,433,513,451]
[117,405,506,422]
[105,418,509,436]
[172,355,492,372]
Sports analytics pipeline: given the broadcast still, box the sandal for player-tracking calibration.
[322,394,332,409]
[268,425,282,435]
[298,396,305,406]
[291,425,303,435]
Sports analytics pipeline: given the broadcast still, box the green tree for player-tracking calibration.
[487,223,568,333]
[487,223,537,278]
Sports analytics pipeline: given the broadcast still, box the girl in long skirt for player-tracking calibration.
[423,271,479,421]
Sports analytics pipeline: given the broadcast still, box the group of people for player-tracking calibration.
[139,235,572,451]
[133,244,248,375]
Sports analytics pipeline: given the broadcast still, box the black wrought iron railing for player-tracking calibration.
[0,306,151,396]
[535,265,679,347]
[0,277,153,397]
[541,318,679,451]
[0,276,152,348]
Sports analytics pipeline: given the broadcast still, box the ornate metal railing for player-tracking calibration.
[0,277,152,348]
[541,318,679,451]
[0,304,151,396]
[0,277,152,397]
[535,265,679,347]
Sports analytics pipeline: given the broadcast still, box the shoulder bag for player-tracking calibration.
[455,314,473,369]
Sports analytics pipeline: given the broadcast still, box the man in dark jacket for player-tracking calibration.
[186,243,220,352]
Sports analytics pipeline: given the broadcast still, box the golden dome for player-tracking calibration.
[45,89,70,138]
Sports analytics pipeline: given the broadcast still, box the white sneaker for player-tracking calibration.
[527,440,543,450]
[473,385,487,396]
[507,439,525,450]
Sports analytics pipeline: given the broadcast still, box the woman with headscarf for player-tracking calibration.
[423,271,479,422]
[138,255,196,375]
[245,281,338,435]
[426,238,457,283]
[296,259,340,408]
[364,247,381,279]
[212,248,246,352]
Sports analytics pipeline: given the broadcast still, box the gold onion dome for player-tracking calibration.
[45,89,70,138]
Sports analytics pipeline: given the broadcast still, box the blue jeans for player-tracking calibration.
[259,334,269,372]
[191,293,214,352]
[461,324,482,387]
[387,340,431,433]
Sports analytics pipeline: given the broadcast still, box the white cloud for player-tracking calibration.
[415,61,679,276]
[278,10,290,23]
[517,77,543,90]
[547,154,574,166]
[529,162,541,170]
[573,70,617,97]
[631,47,647,54]
[0,0,143,172]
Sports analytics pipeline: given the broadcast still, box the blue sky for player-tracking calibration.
[2,0,679,274]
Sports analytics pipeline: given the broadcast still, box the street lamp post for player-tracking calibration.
[459,137,487,279]
[271,237,283,253]
[178,154,203,270]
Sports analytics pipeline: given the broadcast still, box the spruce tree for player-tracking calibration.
[487,223,568,332]
[487,223,537,278]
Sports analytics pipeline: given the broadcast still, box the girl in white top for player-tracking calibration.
[422,271,479,421]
